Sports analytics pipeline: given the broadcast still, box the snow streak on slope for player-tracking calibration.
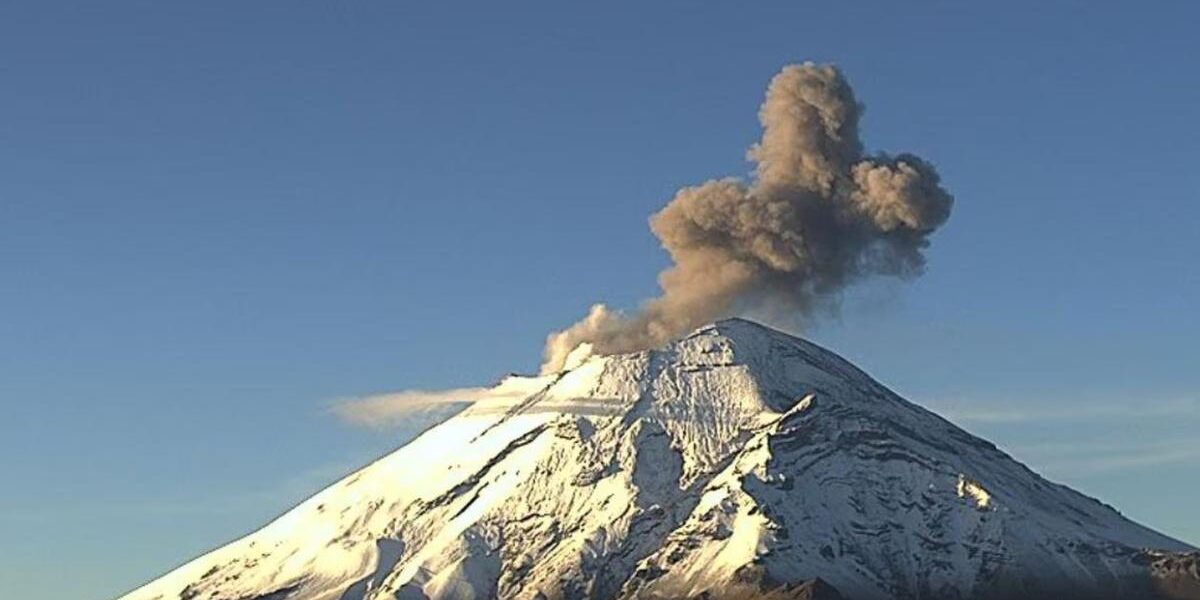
[120,320,1197,600]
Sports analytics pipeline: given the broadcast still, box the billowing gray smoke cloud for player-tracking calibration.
[543,63,953,373]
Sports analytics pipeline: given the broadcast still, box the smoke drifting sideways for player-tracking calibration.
[332,387,528,428]
[542,63,953,373]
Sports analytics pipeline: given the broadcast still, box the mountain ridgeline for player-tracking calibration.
[121,319,1199,600]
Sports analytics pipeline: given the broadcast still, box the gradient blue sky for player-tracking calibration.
[3,3,1199,599]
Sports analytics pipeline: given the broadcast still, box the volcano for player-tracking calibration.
[120,319,1198,600]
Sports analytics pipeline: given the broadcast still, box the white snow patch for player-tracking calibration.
[562,342,596,372]
[957,474,992,510]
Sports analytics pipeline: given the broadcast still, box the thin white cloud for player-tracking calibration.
[1020,438,1200,475]
[923,396,1200,477]
[929,397,1200,424]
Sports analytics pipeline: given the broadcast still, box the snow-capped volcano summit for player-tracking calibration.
[121,319,1197,600]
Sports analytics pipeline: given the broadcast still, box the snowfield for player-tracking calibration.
[120,319,1198,600]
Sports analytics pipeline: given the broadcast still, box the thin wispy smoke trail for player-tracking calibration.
[332,387,496,428]
[542,63,953,373]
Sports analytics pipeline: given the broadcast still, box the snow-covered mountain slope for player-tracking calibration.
[119,319,1198,600]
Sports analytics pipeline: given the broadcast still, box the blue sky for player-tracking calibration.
[2,2,1199,599]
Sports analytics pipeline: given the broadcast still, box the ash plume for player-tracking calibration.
[543,63,953,373]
